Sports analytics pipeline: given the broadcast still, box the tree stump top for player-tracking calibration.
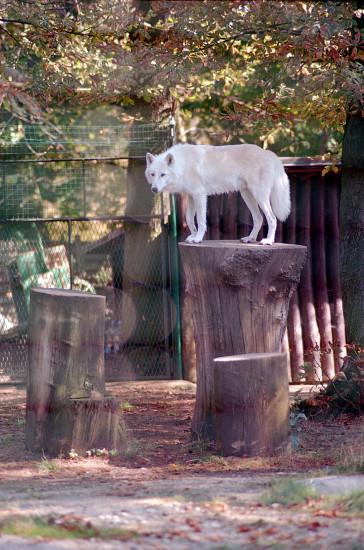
[30,287,104,302]
[214,352,287,363]
[179,241,306,251]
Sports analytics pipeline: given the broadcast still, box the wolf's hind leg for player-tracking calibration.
[240,188,263,243]
[255,198,277,245]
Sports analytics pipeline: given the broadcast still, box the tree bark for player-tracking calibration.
[340,110,364,347]
[179,241,306,439]
[120,94,174,377]
[214,353,290,457]
[46,395,126,457]
[25,288,126,456]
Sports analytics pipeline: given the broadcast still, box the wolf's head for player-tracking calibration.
[145,151,177,193]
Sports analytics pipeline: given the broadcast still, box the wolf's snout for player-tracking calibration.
[151,187,158,193]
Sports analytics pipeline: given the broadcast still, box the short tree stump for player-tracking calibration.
[25,288,126,457]
[214,352,290,457]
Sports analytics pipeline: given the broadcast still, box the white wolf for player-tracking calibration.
[145,143,290,245]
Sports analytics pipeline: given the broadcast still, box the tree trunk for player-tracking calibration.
[340,110,364,347]
[25,288,126,456]
[179,241,307,439]
[120,94,174,376]
[214,353,290,457]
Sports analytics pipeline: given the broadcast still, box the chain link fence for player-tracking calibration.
[0,122,177,383]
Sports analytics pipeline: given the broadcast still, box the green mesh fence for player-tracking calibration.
[0,218,175,383]
[0,123,171,158]
[1,158,129,219]
[1,122,172,220]
[0,123,177,383]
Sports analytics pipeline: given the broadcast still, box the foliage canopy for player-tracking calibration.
[0,1,363,154]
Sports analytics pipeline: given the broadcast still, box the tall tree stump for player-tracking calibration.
[214,353,290,457]
[179,242,307,439]
[25,288,126,456]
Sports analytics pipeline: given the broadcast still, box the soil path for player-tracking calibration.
[0,381,363,549]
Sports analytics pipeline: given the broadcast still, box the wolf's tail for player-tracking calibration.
[270,162,291,221]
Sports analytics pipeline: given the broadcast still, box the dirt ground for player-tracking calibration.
[0,380,363,549]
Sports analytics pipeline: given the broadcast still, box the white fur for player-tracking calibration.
[145,143,290,245]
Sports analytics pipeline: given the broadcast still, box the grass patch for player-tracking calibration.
[37,454,62,474]
[188,435,215,455]
[0,516,139,541]
[261,479,320,507]
[333,490,364,516]
[120,401,135,412]
[192,454,229,468]
[123,440,143,460]
[331,441,364,474]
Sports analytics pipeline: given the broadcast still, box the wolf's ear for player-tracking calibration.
[146,152,155,166]
[166,153,174,166]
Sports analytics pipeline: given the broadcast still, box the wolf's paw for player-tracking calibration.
[260,238,273,245]
[241,236,255,243]
[186,235,202,243]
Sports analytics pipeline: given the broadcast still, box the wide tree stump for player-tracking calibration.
[214,353,290,457]
[25,288,126,456]
[47,395,126,457]
[179,242,307,439]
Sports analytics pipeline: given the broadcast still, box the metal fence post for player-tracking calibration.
[67,219,74,289]
[1,160,7,220]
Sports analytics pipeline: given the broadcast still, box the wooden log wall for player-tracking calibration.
[176,160,346,383]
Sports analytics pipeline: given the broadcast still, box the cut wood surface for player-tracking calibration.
[214,353,290,457]
[179,241,307,439]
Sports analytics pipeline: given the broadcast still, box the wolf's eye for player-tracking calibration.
[151,173,155,177]
[161,173,166,177]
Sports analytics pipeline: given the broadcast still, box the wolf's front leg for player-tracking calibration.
[185,195,198,242]
[188,195,207,243]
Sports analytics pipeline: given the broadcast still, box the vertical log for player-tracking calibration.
[221,193,237,239]
[326,174,346,369]
[179,242,306,439]
[236,194,252,241]
[207,196,222,240]
[296,174,321,381]
[285,175,304,382]
[214,353,290,457]
[275,221,284,243]
[311,175,335,380]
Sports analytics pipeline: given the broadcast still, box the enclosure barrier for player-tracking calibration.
[0,122,178,383]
